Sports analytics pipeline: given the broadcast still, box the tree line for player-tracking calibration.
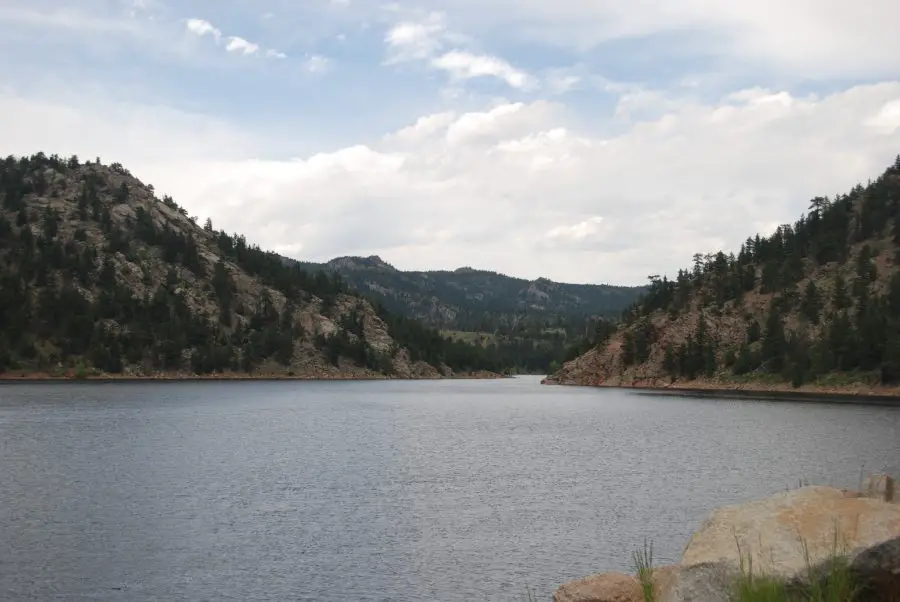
[616,155,900,386]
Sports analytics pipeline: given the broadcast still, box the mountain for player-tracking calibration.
[0,153,503,379]
[295,255,642,328]
[290,256,644,373]
[546,155,900,393]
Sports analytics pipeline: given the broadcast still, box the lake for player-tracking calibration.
[1,376,899,601]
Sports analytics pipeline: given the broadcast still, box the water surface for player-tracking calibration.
[1,377,898,600]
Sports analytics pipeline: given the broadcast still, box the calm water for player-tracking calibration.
[1,377,899,601]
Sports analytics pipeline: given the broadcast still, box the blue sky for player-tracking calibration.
[1,0,899,285]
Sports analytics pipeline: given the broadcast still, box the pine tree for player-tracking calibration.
[800,281,821,324]
[761,302,786,373]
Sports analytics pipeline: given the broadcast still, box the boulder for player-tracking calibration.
[553,566,677,602]
[657,562,739,602]
[849,535,900,601]
[681,486,900,581]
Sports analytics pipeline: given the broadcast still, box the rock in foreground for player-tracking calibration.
[682,485,900,580]
[554,478,900,602]
[553,568,677,602]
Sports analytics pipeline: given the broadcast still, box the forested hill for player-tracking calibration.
[0,153,504,379]
[295,255,642,328]
[290,256,644,374]
[546,155,900,392]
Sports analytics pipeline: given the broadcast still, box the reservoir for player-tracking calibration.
[1,376,898,600]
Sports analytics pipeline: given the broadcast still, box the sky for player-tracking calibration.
[1,1,899,286]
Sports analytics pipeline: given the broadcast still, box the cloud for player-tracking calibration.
[226,36,260,55]
[184,16,285,59]
[431,51,533,90]
[185,18,221,41]
[544,217,606,245]
[375,0,900,80]
[5,79,898,285]
[384,12,448,62]
[384,12,531,90]
[2,2,899,286]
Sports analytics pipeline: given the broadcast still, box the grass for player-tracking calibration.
[733,527,858,602]
[632,538,655,602]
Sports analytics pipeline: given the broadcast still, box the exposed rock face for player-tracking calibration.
[681,486,900,580]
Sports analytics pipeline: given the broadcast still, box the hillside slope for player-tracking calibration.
[292,256,643,373]
[296,255,643,328]
[0,153,501,379]
[545,156,900,394]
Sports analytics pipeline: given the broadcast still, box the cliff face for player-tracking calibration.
[0,153,493,379]
[545,156,900,393]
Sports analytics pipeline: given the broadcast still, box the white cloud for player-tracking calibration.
[866,99,900,134]
[431,51,533,90]
[544,217,606,244]
[383,12,531,90]
[226,36,260,55]
[4,80,898,285]
[185,18,221,41]
[382,0,900,80]
[384,12,447,62]
[184,16,287,60]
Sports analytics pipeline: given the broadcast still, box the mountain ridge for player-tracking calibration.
[288,254,644,373]
[293,255,644,328]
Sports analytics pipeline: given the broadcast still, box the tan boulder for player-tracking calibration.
[553,566,677,602]
[681,485,900,580]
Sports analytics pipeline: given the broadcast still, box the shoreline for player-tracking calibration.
[542,378,900,405]
[0,371,510,384]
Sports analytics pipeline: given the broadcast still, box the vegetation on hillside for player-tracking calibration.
[293,256,643,373]
[550,155,900,389]
[0,153,503,377]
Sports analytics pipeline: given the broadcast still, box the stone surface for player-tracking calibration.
[865,474,897,503]
[552,572,641,602]
[553,567,677,602]
[657,562,739,602]
[681,486,900,580]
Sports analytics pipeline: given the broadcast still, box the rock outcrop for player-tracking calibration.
[553,568,677,602]
[554,478,900,602]
[681,486,900,579]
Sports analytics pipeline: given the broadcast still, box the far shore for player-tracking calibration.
[0,371,510,384]
[542,378,900,405]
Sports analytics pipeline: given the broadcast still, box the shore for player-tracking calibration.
[542,377,900,404]
[0,370,508,383]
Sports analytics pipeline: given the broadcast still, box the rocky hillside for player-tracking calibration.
[0,153,502,379]
[290,255,643,374]
[546,156,900,392]
[294,255,643,329]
